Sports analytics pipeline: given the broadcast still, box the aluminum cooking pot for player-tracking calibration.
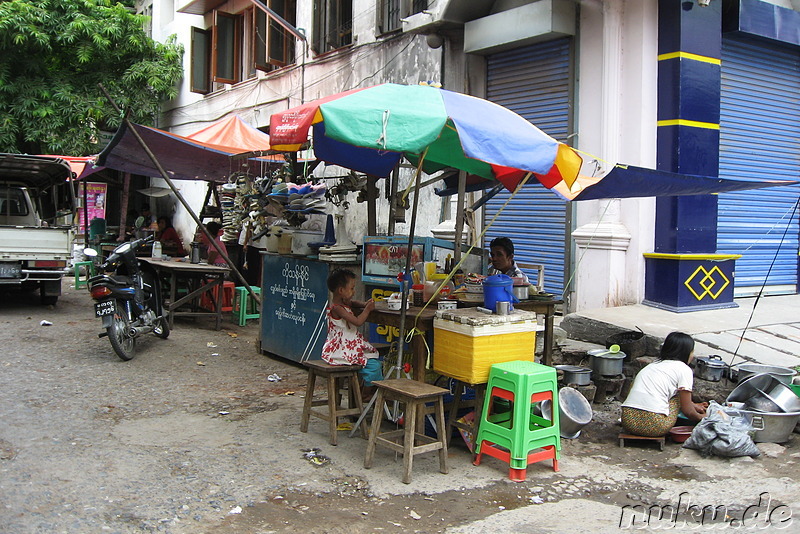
[694,355,727,382]
[588,345,626,377]
[555,365,592,386]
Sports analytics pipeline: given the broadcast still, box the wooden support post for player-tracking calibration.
[454,171,467,263]
[367,175,377,236]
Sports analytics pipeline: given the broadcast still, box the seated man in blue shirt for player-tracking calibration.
[488,237,529,284]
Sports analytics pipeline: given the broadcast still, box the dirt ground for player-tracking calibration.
[1,280,798,533]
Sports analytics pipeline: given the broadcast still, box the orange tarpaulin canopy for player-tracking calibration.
[97,116,285,182]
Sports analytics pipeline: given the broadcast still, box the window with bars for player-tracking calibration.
[312,0,353,54]
[377,0,428,35]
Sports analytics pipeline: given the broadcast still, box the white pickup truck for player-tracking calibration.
[0,154,76,305]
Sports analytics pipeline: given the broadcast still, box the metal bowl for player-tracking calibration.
[744,388,783,413]
[734,409,800,443]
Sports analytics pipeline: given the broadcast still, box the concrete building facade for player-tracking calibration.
[137,0,800,313]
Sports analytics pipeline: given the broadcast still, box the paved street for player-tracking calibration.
[1,280,798,533]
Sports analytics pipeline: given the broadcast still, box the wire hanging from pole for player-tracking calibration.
[729,196,800,364]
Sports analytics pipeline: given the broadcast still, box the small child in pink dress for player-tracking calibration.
[322,269,382,398]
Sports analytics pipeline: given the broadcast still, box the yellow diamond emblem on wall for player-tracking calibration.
[684,265,730,301]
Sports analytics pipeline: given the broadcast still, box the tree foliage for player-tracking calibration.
[0,0,183,155]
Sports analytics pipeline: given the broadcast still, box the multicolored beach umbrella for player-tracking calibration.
[269,83,583,193]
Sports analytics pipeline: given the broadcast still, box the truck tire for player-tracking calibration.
[40,288,58,306]
[40,280,61,306]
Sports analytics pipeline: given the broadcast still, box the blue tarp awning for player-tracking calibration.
[435,164,799,200]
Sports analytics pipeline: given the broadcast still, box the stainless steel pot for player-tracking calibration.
[555,365,592,386]
[694,355,727,382]
[512,285,528,300]
[588,347,626,377]
[732,363,797,385]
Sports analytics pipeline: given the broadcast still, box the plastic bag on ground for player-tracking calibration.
[682,401,760,458]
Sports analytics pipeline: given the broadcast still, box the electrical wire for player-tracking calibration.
[729,196,800,364]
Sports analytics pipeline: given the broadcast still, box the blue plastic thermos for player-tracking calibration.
[483,274,519,313]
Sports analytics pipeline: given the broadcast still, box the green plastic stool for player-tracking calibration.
[233,286,261,326]
[73,260,96,290]
[473,360,560,481]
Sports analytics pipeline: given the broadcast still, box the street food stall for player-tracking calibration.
[261,83,579,380]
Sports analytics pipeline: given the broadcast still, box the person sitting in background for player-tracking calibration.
[201,221,228,266]
[621,331,708,437]
[141,206,156,229]
[488,236,529,284]
[156,216,186,257]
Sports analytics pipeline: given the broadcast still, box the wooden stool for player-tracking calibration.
[619,433,665,451]
[300,360,366,446]
[364,379,449,484]
[445,380,487,451]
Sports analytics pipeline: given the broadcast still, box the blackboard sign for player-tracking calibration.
[261,255,329,362]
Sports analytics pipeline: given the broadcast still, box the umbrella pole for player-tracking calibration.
[395,149,428,382]
[98,84,260,307]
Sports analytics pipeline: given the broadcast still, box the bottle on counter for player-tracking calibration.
[412,284,425,307]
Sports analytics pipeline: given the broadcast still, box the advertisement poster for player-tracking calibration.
[77,182,107,227]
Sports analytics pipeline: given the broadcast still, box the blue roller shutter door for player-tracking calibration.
[718,36,800,294]
[484,39,572,295]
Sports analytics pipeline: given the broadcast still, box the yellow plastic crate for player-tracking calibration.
[433,310,540,384]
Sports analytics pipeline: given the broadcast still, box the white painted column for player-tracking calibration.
[571,0,632,311]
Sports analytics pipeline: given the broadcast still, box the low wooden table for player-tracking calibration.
[140,258,230,330]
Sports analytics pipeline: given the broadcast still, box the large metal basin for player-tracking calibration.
[733,363,797,385]
[541,387,593,439]
[737,409,800,443]
[727,373,800,413]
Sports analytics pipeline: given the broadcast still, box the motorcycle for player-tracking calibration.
[84,236,169,360]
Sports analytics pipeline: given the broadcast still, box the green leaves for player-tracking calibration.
[0,0,183,155]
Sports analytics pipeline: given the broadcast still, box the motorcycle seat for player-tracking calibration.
[89,274,131,286]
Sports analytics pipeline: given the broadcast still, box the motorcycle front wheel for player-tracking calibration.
[107,301,136,361]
